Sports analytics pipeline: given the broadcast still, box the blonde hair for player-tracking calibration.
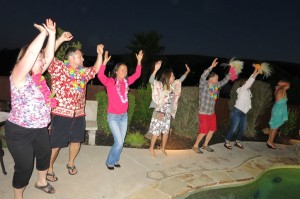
[16,45,44,64]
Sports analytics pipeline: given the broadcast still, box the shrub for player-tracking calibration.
[95,90,136,136]
[229,80,273,137]
[95,91,110,135]
[131,83,153,128]
[280,109,299,137]
[127,92,136,127]
[124,132,147,148]
[171,87,199,138]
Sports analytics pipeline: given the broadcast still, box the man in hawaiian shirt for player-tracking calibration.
[46,31,103,181]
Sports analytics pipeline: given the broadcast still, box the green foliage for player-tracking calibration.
[124,131,147,148]
[95,91,136,136]
[55,27,82,61]
[280,109,299,136]
[171,87,199,138]
[127,92,136,127]
[131,83,153,127]
[95,91,110,135]
[229,80,273,137]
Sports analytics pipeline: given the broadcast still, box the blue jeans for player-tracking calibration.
[106,113,128,166]
[225,107,247,142]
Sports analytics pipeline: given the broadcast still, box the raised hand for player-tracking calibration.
[136,50,144,63]
[103,51,111,65]
[34,23,47,36]
[210,58,218,68]
[154,60,162,71]
[97,44,104,54]
[185,64,191,73]
[60,32,73,42]
[44,18,56,36]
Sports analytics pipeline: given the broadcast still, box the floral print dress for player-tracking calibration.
[148,91,174,136]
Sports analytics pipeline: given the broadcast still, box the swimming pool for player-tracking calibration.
[183,167,300,199]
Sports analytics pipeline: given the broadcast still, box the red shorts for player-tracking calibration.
[198,113,217,134]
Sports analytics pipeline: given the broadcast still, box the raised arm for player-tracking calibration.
[179,64,190,82]
[54,32,73,52]
[242,66,261,89]
[149,60,162,84]
[41,19,56,73]
[12,23,48,88]
[136,50,143,66]
[97,51,111,86]
[199,58,218,86]
[128,50,143,85]
[93,44,104,73]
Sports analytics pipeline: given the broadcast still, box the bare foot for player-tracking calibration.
[149,149,156,157]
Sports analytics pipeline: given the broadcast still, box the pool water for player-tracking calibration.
[185,168,300,199]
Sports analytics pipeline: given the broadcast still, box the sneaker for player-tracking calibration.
[202,146,214,152]
[192,147,203,154]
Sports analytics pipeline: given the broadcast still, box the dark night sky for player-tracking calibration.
[1,0,300,64]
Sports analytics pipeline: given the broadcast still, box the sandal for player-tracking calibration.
[234,142,244,149]
[35,182,55,194]
[46,172,58,182]
[202,146,214,152]
[224,143,232,150]
[66,164,78,175]
[192,147,203,154]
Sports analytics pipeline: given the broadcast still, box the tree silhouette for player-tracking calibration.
[127,31,165,86]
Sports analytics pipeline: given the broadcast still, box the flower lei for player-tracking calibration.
[116,78,129,103]
[209,85,219,101]
[64,60,86,92]
[31,73,57,108]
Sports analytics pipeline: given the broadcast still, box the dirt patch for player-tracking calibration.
[90,126,294,150]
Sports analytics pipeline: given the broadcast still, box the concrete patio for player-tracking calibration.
[0,142,300,199]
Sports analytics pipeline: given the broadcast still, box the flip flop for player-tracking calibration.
[66,164,78,175]
[35,182,55,194]
[46,172,58,182]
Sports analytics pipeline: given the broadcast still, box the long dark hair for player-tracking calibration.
[159,68,173,90]
[111,62,128,82]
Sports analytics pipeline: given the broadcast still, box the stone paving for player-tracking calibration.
[0,142,300,199]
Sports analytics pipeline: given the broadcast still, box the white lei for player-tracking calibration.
[116,78,129,103]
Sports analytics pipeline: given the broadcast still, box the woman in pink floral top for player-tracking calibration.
[5,19,56,197]
[98,50,143,170]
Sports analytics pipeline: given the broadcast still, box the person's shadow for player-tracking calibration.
[0,137,7,175]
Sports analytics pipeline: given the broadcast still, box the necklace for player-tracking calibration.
[209,85,219,101]
[64,60,86,92]
[31,73,57,108]
[116,78,129,103]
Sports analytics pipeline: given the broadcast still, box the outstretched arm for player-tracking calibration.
[12,22,48,88]
[54,32,73,52]
[93,44,104,73]
[42,19,56,73]
[149,60,162,84]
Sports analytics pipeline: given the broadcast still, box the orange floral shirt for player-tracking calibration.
[48,58,96,117]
